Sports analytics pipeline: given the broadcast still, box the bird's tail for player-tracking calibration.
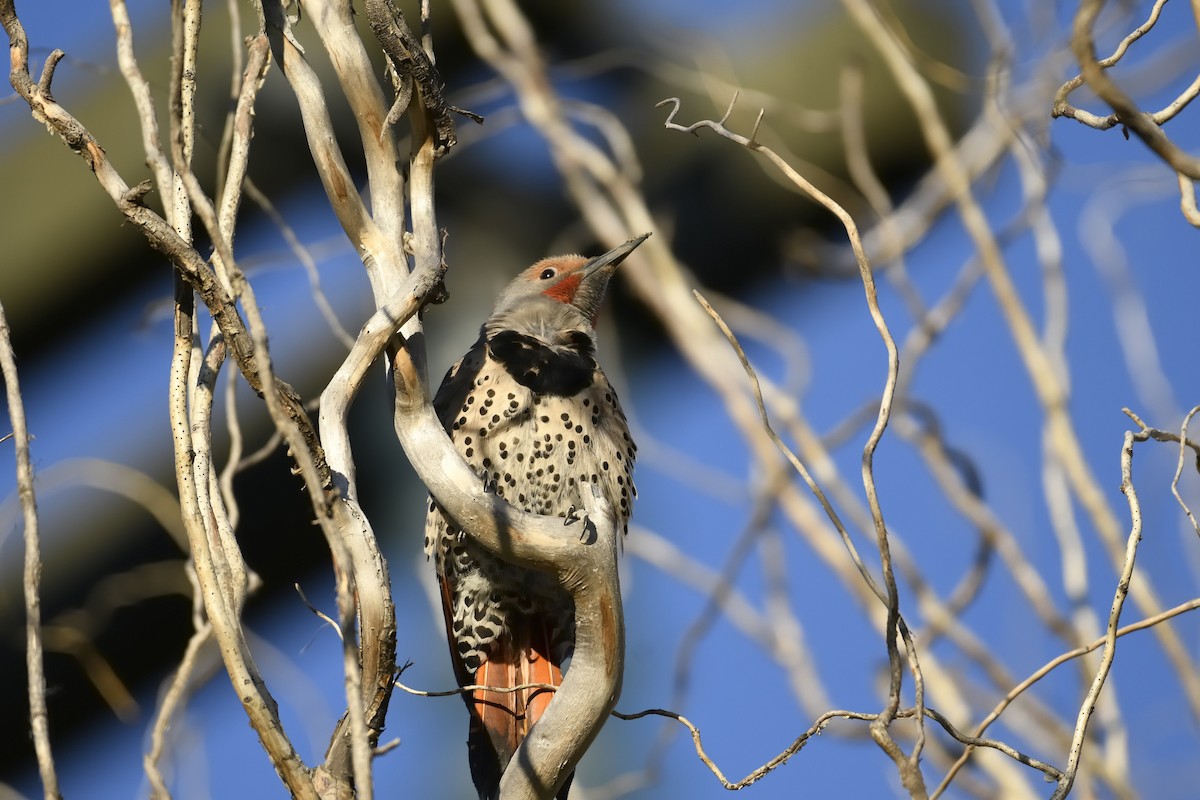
[467,621,571,799]
[441,579,572,799]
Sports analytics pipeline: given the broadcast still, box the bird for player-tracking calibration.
[424,233,649,799]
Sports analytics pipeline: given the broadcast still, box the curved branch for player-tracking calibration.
[1052,0,1170,128]
[391,343,624,800]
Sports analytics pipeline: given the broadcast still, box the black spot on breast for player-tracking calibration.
[488,330,596,397]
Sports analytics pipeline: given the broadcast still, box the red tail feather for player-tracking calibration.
[471,625,563,768]
[441,576,572,799]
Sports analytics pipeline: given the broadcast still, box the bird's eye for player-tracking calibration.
[539,268,556,280]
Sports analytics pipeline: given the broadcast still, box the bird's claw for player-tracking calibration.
[564,504,591,539]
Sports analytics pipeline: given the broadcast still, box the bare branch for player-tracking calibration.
[362,0,460,153]
[1053,0,1172,128]
[1050,428,1149,798]
[0,298,59,797]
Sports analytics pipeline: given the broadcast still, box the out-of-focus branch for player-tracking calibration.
[841,0,1200,726]
[628,525,834,714]
[4,458,186,551]
[0,297,59,798]
[39,561,200,726]
[242,178,357,348]
[795,83,1039,273]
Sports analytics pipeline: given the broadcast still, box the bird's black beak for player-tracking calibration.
[573,233,652,321]
[578,233,652,281]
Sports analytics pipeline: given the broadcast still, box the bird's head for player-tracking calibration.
[486,233,650,340]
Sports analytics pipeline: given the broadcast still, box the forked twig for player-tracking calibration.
[662,92,926,793]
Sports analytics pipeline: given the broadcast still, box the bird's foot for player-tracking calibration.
[563,505,593,541]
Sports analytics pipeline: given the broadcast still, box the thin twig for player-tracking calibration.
[936,595,1200,795]
[295,583,343,639]
[0,299,59,797]
[1050,429,1147,798]
[1171,407,1200,536]
[665,93,927,791]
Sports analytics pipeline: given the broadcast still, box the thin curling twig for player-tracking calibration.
[936,595,1200,795]
[392,667,1063,792]
[1052,0,1172,129]
[1172,406,1200,536]
[1050,428,1147,798]
[612,703,1062,791]
[661,94,927,796]
[1121,406,1200,537]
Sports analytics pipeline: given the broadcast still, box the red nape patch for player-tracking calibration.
[542,273,582,303]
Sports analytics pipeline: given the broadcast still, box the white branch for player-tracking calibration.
[391,344,624,800]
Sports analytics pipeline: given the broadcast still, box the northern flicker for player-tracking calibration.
[425,233,648,800]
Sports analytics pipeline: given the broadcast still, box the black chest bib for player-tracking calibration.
[488,330,596,397]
